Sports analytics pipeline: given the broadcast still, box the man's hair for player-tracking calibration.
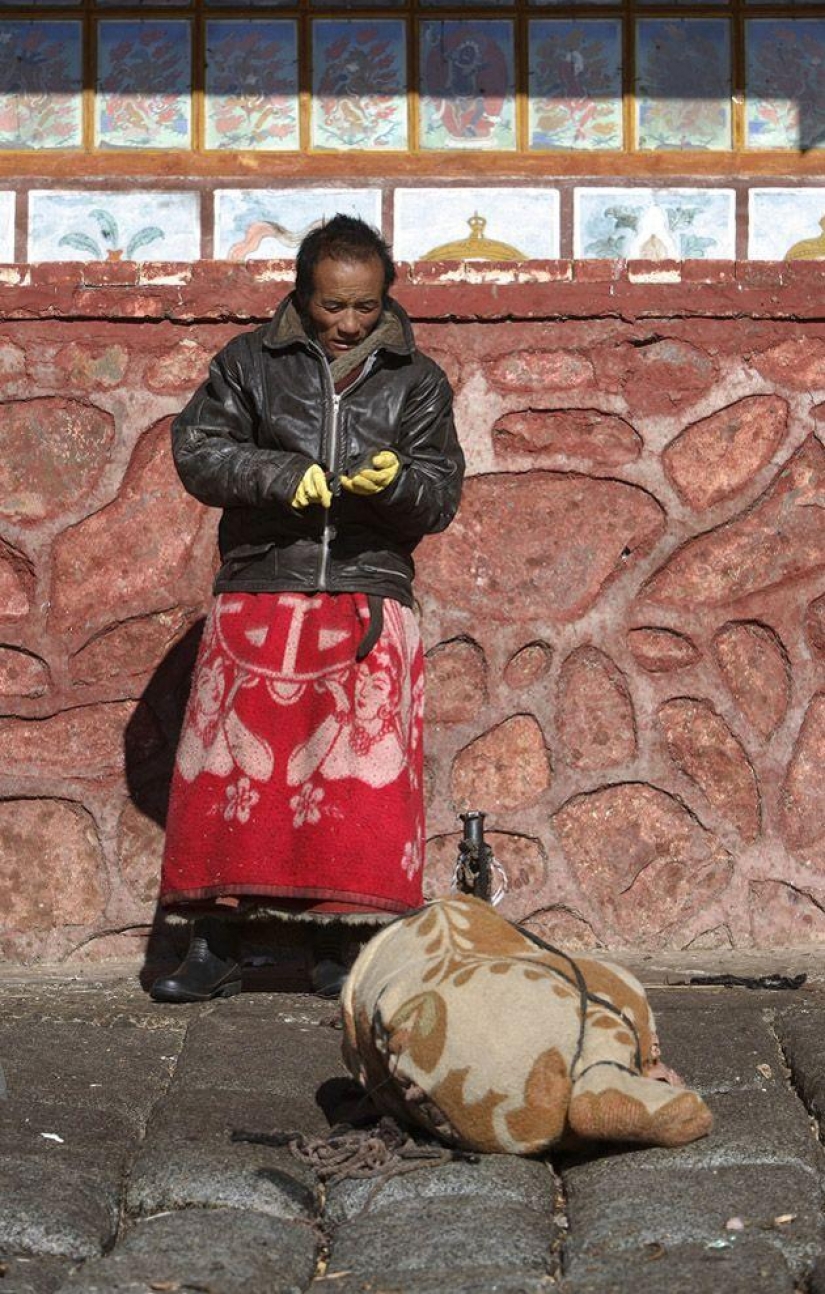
[294,214,396,307]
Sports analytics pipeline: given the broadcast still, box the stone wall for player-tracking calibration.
[3,258,825,964]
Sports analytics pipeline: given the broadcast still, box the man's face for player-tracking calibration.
[305,255,385,358]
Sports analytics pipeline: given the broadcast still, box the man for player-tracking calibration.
[150,214,465,1003]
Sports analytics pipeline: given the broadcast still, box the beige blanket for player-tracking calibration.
[342,895,712,1155]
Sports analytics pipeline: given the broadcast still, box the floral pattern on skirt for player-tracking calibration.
[160,591,425,915]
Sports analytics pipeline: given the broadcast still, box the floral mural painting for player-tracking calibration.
[213,188,382,261]
[28,190,200,261]
[58,207,162,261]
[97,20,191,150]
[0,21,82,149]
[528,20,622,151]
[636,19,731,150]
[575,187,736,259]
[205,20,299,151]
[420,20,516,150]
[311,20,406,150]
[746,21,825,151]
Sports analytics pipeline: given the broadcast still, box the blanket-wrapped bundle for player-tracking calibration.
[342,895,712,1155]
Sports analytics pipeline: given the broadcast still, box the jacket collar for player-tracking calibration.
[262,291,414,359]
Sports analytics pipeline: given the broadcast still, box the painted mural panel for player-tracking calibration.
[393,187,559,262]
[419,20,516,150]
[746,21,825,150]
[311,20,406,151]
[574,187,736,259]
[0,22,82,150]
[28,190,200,261]
[636,20,731,150]
[749,188,825,259]
[0,191,14,260]
[205,21,298,151]
[528,20,622,151]
[97,20,191,150]
[214,188,382,261]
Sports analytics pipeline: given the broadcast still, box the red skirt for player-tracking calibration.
[160,592,425,917]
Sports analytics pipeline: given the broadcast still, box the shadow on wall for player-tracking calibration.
[123,618,205,987]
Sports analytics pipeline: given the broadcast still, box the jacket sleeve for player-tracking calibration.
[171,338,310,510]
[367,362,465,542]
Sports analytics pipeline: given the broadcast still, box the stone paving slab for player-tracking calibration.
[0,1158,119,1261]
[0,1255,75,1294]
[330,1197,557,1277]
[559,1239,794,1294]
[125,1136,319,1221]
[144,1080,329,1142]
[646,998,785,1095]
[171,1010,347,1096]
[0,1020,181,1124]
[325,1156,558,1227]
[0,1100,139,1169]
[775,1002,825,1124]
[54,1208,319,1294]
[312,1270,558,1294]
[563,1159,823,1277]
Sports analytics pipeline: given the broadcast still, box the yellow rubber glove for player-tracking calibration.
[291,463,332,510]
[340,450,400,497]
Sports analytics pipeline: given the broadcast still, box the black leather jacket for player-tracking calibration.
[171,295,465,608]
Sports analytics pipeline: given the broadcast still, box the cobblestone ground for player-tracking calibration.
[3,972,825,1292]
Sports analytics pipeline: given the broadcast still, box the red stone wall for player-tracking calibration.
[3,259,825,963]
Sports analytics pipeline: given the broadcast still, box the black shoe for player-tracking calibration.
[150,919,242,1003]
[310,926,366,999]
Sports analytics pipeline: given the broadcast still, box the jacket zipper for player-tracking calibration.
[315,350,378,592]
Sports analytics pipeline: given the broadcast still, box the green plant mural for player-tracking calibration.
[58,207,163,260]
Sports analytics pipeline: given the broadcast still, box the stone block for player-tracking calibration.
[627,628,700,674]
[663,396,789,512]
[641,437,825,610]
[561,1240,793,1294]
[649,1000,783,1096]
[504,642,554,690]
[0,1255,75,1294]
[557,647,635,771]
[563,1160,823,1276]
[145,1081,330,1142]
[50,421,208,643]
[780,693,825,850]
[657,699,760,842]
[416,472,665,629]
[554,785,732,946]
[330,1198,556,1277]
[0,648,49,699]
[450,716,551,813]
[325,1155,558,1227]
[713,622,790,740]
[0,1158,118,1260]
[492,408,641,468]
[56,1208,318,1294]
[125,1138,318,1221]
[0,399,115,526]
[313,1271,556,1294]
[172,1011,347,1095]
[486,349,593,393]
[0,1019,181,1124]
[425,638,488,725]
[775,1004,825,1125]
[0,800,106,933]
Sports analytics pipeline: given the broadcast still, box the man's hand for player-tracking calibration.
[340,450,400,497]
[291,463,332,510]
